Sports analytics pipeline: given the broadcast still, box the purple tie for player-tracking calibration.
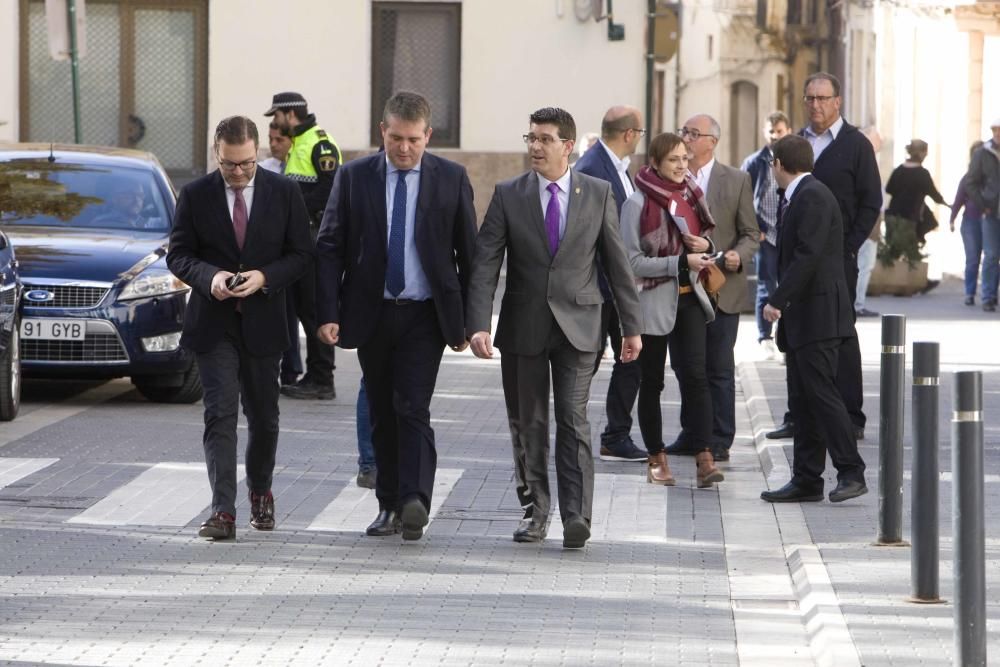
[545,182,561,256]
[232,187,247,250]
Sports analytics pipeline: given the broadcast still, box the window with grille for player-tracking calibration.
[371,2,461,148]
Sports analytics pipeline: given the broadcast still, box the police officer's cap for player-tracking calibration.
[264,92,308,116]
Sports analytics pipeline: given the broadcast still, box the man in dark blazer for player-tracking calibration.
[760,135,867,503]
[316,91,477,542]
[573,104,647,464]
[666,114,759,461]
[467,107,643,550]
[167,116,313,540]
[767,72,882,441]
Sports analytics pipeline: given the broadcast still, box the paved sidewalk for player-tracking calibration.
[0,278,997,665]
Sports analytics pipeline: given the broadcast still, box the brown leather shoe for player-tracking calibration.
[695,451,724,488]
[647,451,676,486]
[249,491,275,531]
[198,511,236,540]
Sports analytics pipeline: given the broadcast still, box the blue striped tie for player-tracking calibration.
[387,169,409,296]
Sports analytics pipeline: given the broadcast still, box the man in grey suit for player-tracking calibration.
[467,107,643,550]
[666,114,759,461]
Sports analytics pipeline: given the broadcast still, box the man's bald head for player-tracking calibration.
[600,105,644,157]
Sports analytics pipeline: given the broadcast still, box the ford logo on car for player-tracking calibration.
[25,290,55,303]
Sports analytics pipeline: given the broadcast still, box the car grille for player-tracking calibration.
[23,283,109,309]
[21,333,128,363]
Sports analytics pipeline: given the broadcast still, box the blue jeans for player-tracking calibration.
[961,213,983,298]
[356,377,376,473]
[754,241,779,341]
[980,214,1000,303]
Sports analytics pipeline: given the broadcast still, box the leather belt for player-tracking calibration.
[678,285,694,295]
[383,298,429,306]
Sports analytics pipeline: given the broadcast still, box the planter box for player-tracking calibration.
[867,260,929,296]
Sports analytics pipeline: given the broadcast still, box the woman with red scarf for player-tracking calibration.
[619,132,724,488]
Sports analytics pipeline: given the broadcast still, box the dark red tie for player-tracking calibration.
[232,187,247,249]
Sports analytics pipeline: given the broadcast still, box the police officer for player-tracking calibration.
[265,92,341,399]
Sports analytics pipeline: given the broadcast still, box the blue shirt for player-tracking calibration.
[384,158,431,300]
[803,116,844,161]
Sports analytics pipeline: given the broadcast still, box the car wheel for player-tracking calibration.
[133,360,203,404]
[0,316,21,421]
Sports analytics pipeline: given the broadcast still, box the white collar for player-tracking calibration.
[599,139,631,173]
[692,157,715,180]
[784,172,811,201]
[540,167,573,193]
[225,172,256,191]
[804,116,844,140]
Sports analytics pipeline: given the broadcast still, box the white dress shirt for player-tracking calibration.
[538,168,572,242]
[599,140,634,198]
[803,116,844,161]
[691,157,716,196]
[784,172,811,203]
[224,173,256,219]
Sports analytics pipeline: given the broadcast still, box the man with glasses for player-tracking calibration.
[666,115,758,462]
[467,107,642,550]
[265,92,342,401]
[765,72,881,442]
[573,105,647,464]
[167,116,313,541]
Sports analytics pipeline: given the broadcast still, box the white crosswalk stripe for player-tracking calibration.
[0,457,59,490]
[68,462,245,526]
[307,468,464,532]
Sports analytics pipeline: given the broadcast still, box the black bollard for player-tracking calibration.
[952,371,986,666]
[876,314,906,546]
[908,342,942,603]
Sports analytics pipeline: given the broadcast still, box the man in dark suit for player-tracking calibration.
[767,72,882,441]
[573,104,647,464]
[316,91,477,541]
[167,116,313,540]
[467,107,643,550]
[666,114,759,461]
[760,135,867,503]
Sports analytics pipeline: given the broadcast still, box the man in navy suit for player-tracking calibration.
[168,116,313,540]
[316,91,477,541]
[573,105,647,463]
[760,135,867,504]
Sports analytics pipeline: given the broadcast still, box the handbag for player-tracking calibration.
[700,262,726,300]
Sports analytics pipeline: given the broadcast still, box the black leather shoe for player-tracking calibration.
[712,448,730,462]
[562,515,591,549]
[365,510,401,536]
[854,427,865,441]
[249,491,275,530]
[400,497,429,541]
[513,518,548,543]
[356,469,376,489]
[829,480,868,503]
[760,481,823,503]
[198,511,236,540]
[280,377,336,400]
[765,422,796,439]
[664,439,700,456]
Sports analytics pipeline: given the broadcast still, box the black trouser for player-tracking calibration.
[783,256,865,430]
[638,294,712,455]
[596,301,642,447]
[195,323,281,518]
[286,223,335,384]
[357,300,445,512]
[787,338,866,491]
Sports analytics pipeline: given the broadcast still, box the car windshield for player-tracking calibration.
[0,159,170,232]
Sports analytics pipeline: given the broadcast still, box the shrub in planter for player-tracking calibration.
[877,214,925,268]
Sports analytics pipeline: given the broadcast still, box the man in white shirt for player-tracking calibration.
[259,121,291,175]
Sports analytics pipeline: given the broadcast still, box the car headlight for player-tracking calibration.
[119,268,189,301]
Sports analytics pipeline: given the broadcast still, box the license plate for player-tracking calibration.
[20,319,86,341]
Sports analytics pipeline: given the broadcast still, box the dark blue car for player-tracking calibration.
[0,144,201,403]
[0,224,21,420]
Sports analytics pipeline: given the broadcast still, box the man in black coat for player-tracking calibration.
[316,91,477,541]
[760,135,867,503]
[167,116,314,540]
[766,72,882,442]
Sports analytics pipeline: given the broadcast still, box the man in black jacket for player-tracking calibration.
[167,116,313,539]
[760,135,867,503]
[766,72,882,442]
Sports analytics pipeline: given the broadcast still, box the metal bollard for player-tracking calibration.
[952,371,986,666]
[876,314,907,546]
[908,342,942,603]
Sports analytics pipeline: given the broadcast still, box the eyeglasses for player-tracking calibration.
[218,157,257,171]
[627,128,646,136]
[803,95,836,104]
[678,127,717,140]
[523,134,569,146]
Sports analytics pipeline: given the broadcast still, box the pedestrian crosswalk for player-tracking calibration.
[2,457,697,542]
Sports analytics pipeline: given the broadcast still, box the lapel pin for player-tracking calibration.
[575,187,580,195]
